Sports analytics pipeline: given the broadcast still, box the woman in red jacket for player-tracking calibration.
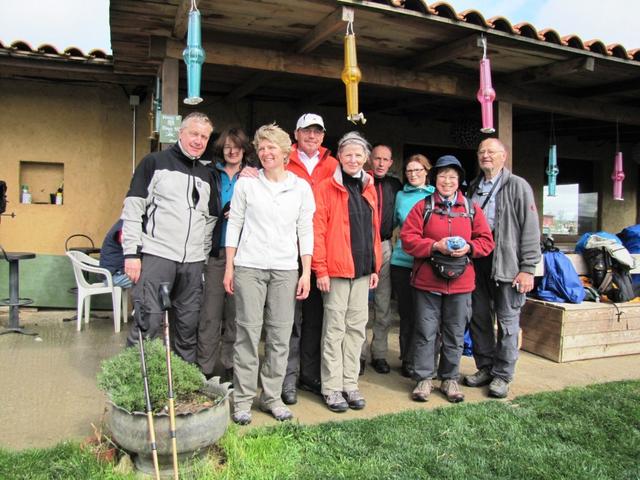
[312,131,382,413]
[400,155,494,403]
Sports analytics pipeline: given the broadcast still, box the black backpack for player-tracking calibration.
[422,194,475,227]
[582,246,635,302]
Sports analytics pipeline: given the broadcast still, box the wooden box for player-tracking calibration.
[520,298,640,362]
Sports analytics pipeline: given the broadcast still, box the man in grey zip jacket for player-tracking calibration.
[122,112,219,363]
[464,137,541,398]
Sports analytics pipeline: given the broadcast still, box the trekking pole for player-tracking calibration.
[159,282,179,480]
[134,302,161,480]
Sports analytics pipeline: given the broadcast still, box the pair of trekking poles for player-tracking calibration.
[134,282,178,480]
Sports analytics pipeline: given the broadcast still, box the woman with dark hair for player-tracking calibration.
[390,154,434,378]
[197,127,254,384]
[401,155,493,404]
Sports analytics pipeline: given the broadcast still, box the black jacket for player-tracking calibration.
[372,174,402,240]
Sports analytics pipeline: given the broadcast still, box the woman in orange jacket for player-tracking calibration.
[312,131,382,413]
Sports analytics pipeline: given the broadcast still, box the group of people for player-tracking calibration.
[118,111,541,425]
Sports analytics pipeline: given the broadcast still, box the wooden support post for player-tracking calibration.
[497,101,513,169]
[162,58,179,116]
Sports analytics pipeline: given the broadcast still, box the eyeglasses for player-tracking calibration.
[223,145,242,152]
[405,168,425,175]
[477,149,504,157]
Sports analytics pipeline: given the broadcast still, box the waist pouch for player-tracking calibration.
[430,251,470,279]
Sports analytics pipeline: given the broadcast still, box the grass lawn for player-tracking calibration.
[1,380,638,479]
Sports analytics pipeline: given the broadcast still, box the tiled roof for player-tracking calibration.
[0,39,112,62]
[372,0,640,61]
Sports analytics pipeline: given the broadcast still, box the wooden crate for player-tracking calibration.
[520,298,640,362]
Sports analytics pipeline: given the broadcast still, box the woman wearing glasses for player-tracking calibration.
[390,154,435,378]
[401,155,493,403]
[197,127,255,384]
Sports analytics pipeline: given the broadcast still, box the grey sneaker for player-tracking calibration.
[411,379,432,402]
[464,368,493,387]
[261,404,293,421]
[343,389,366,410]
[488,377,510,398]
[324,391,349,412]
[440,379,465,403]
[232,409,252,425]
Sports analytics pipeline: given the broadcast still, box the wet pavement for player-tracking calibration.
[1,308,639,450]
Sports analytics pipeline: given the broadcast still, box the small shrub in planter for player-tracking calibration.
[97,339,206,413]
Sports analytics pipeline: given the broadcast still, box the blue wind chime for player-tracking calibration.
[182,0,205,105]
[546,114,558,197]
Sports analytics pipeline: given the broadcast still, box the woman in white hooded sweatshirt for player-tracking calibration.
[224,123,315,425]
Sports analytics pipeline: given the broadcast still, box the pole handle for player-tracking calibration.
[159,282,172,311]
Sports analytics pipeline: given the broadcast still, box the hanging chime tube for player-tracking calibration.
[546,144,558,196]
[183,7,206,105]
[477,57,496,133]
[342,32,366,124]
[612,151,625,201]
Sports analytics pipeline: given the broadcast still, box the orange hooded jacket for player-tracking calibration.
[287,144,338,191]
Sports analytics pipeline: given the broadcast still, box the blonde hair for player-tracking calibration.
[253,123,292,164]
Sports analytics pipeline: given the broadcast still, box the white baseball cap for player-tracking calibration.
[296,113,325,131]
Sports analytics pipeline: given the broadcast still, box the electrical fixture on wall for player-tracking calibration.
[612,120,625,201]
[546,113,559,197]
[341,7,366,124]
[183,0,205,105]
[477,35,495,134]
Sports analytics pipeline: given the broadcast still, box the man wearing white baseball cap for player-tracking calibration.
[281,113,338,405]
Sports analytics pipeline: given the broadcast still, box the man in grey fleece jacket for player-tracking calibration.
[464,138,541,398]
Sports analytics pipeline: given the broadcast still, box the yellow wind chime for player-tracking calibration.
[341,14,366,124]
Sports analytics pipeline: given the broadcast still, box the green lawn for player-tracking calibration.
[2,380,639,479]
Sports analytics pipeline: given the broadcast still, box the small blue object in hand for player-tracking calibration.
[447,236,467,250]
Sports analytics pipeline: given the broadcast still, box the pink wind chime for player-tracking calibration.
[612,121,625,201]
[477,36,496,134]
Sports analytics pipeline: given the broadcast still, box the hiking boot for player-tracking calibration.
[298,377,322,396]
[232,409,252,425]
[281,384,298,405]
[343,390,366,410]
[371,358,391,374]
[440,379,465,403]
[411,379,432,402]
[464,368,493,387]
[488,377,510,398]
[260,404,293,422]
[324,391,349,413]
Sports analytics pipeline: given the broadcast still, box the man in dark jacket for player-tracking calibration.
[99,219,132,289]
[122,112,220,363]
[361,144,401,374]
[464,137,541,398]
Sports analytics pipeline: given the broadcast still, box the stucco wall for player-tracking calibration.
[0,79,151,254]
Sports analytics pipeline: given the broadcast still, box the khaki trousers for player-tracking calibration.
[321,276,370,395]
[232,266,297,411]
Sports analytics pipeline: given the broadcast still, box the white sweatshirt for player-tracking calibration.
[226,170,315,270]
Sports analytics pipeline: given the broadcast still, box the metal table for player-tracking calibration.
[1,252,38,336]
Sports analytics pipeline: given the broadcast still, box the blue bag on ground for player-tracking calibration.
[575,231,621,253]
[618,224,640,287]
[535,251,585,303]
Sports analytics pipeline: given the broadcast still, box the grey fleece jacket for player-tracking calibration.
[467,168,541,282]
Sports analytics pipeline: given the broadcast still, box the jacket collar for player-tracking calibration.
[332,164,373,190]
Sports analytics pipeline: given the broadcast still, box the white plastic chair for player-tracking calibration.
[66,250,128,332]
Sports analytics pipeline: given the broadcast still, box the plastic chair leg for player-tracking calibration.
[76,294,84,332]
[112,288,121,333]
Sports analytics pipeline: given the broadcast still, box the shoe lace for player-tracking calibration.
[328,391,344,403]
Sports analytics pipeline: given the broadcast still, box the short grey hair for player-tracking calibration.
[337,131,371,158]
[180,112,214,131]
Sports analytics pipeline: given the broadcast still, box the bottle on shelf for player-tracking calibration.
[21,185,32,204]
[55,186,63,205]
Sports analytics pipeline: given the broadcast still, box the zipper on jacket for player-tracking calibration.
[182,172,194,263]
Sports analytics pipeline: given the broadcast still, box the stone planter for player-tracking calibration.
[107,378,231,477]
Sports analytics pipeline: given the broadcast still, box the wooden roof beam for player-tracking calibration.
[173,0,191,40]
[508,57,595,85]
[572,77,640,98]
[223,7,347,103]
[400,34,481,71]
[164,39,640,125]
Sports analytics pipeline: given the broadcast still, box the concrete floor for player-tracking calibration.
[1,308,639,451]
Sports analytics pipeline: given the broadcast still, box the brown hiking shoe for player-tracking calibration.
[411,379,432,402]
[440,379,465,403]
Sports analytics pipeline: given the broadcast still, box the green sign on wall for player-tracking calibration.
[159,114,182,144]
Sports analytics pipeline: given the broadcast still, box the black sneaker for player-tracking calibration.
[281,384,298,405]
[298,377,322,396]
[371,358,391,374]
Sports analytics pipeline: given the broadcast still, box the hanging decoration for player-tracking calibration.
[612,120,625,201]
[477,36,495,134]
[341,12,366,124]
[149,77,162,140]
[182,0,205,105]
[546,113,559,197]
